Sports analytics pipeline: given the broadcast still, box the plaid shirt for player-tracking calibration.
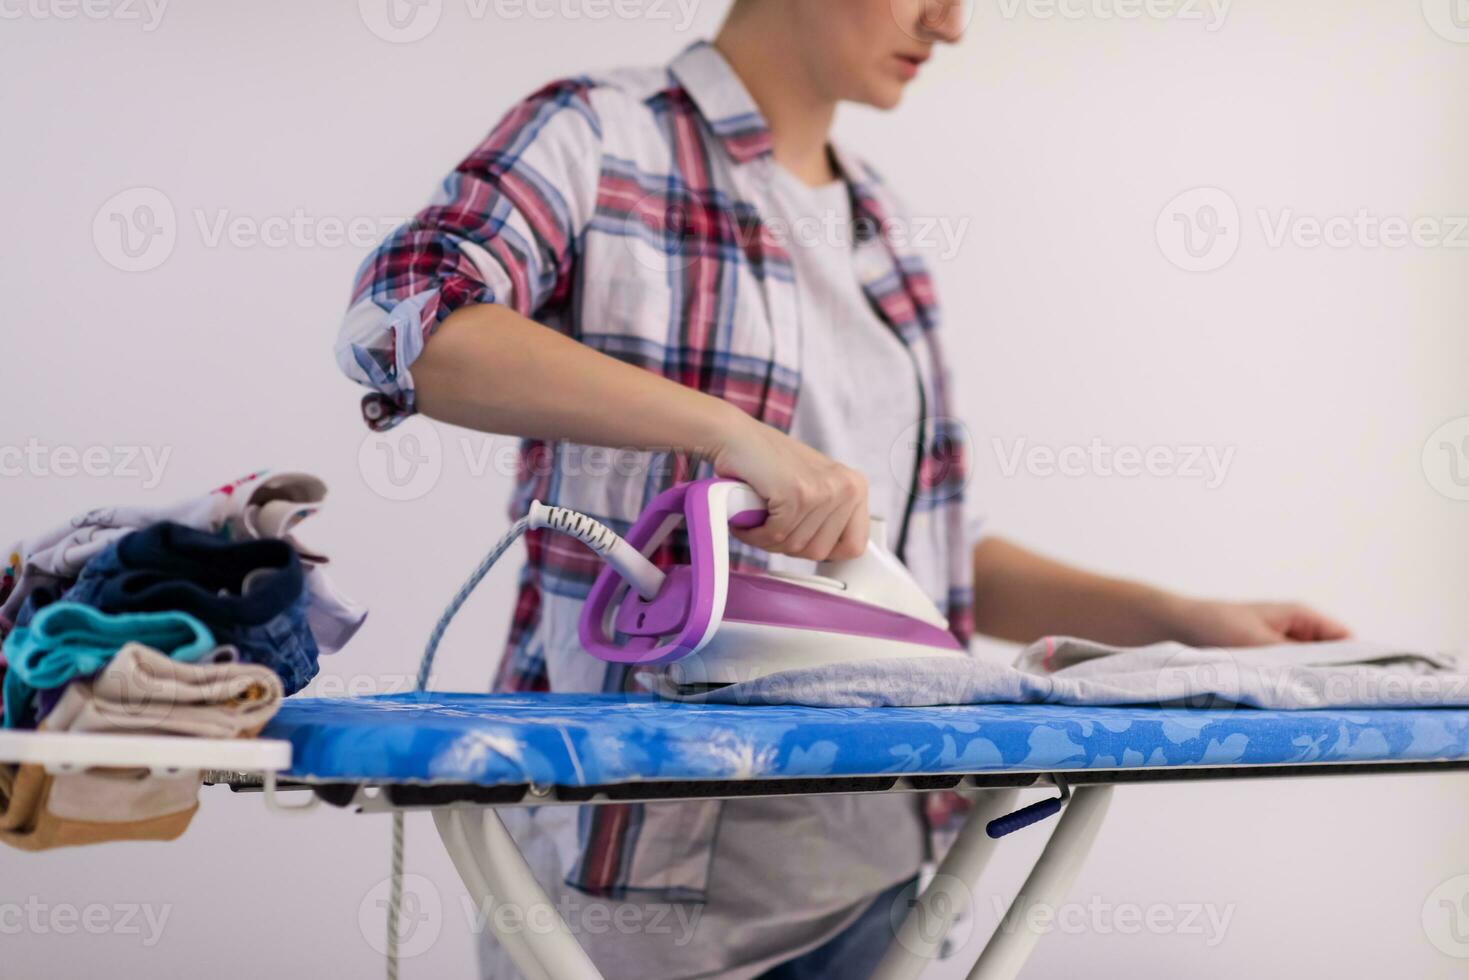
[337,41,976,902]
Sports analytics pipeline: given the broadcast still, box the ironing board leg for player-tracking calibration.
[433,806,605,980]
[964,785,1114,980]
[869,788,1023,980]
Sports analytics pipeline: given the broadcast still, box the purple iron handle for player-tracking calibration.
[729,508,767,530]
[578,479,767,665]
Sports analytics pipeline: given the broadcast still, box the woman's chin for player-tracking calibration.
[853,79,908,111]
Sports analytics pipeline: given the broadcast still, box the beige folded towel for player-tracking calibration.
[48,642,284,739]
[0,643,285,852]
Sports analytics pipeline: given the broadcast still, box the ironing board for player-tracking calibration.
[11,695,1469,977]
[196,693,1469,980]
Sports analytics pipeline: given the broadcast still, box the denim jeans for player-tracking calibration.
[59,525,318,695]
[757,876,918,980]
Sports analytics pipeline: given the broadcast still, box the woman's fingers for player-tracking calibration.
[790,468,869,560]
[787,493,853,560]
[732,483,816,552]
[729,470,869,560]
[805,505,862,562]
[712,415,872,561]
[828,506,870,562]
[1274,603,1352,642]
[731,523,788,554]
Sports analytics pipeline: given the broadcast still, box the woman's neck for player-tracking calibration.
[714,14,838,187]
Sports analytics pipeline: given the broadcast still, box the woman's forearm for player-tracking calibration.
[411,302,874,561]
[413,303,743,455]
[970,536,1186,646]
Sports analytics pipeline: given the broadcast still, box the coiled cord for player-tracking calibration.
[535,505,619,556]
[384,503,646,980]
[386,515,531,980]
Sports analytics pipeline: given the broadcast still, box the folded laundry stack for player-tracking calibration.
[0,471,362,851]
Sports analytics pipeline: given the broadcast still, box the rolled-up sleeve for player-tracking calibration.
[336,78,603,430]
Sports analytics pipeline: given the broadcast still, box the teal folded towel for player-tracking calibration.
[2,602,216,729]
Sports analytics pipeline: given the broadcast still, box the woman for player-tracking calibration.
[336,1,1348,976]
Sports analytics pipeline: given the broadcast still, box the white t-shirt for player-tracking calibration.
[482,168,930,980]
[681,168,929,978]
[774,173,924,551]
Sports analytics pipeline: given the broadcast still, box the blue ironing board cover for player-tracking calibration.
[263,693,1469,787]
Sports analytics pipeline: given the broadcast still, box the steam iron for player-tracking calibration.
[577,478,966,691]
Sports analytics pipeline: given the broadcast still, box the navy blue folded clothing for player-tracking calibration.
[63,523,319,695]
[106,523,303,628]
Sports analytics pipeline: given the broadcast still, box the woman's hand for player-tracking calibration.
[970,537,1354,648]
[1167,598,1352,648]
[708,411,869,562]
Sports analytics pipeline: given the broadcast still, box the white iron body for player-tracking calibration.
[575,480,968,688]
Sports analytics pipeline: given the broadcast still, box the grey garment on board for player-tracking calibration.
[653,639,1469,710]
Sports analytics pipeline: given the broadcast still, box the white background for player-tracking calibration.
[2,0,1468,977]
